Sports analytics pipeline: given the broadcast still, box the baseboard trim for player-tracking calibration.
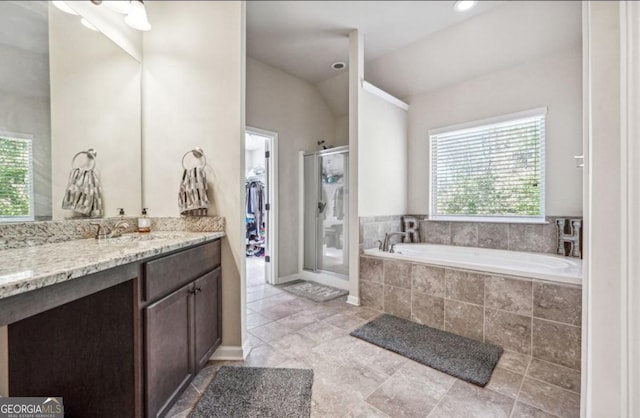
[242,339,252,359]
[210,345,244,361]
[347,295,360,306]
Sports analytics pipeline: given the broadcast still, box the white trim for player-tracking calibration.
[348,29,363,310]
[242,339,252,359]
[298,151,305,274]
[581,4,592,415]
[210,345,245,361]
[428,216,548,224]
[246,126,278,285]
[620,2,640,416]
[428,107,547,136]
[362,80,410,111]
[346,295,360,306]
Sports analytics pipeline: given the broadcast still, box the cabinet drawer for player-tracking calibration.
[143,240,220,301]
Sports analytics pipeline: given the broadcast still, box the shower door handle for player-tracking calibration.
[318,201,327,213]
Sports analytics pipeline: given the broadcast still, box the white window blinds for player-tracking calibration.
[0,133,34,221]
[429,109,545,221]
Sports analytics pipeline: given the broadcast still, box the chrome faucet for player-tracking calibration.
[91,220,130,239]
[381,232,406,252]
[110,220,130,238]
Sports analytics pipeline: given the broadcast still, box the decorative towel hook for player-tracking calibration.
[71,148,97,170]
[181,147,207,170]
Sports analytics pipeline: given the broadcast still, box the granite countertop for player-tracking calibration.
[0,231,225,300]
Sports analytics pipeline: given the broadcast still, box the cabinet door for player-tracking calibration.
[194,267,222,371]
[145,283,193,418]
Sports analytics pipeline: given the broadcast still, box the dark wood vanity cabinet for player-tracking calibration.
[3,238,222,418]
[144,242,222,418]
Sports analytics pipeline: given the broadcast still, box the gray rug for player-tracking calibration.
[350,314,503,387]
[190,366,314,418]
[278,279,348,302]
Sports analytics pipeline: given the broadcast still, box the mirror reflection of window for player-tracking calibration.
[0,133,35,222]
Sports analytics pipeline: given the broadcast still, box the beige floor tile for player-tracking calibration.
[497,350,532,374]
[164,383,201,417]
[247,311,273,329]
[323,312,368,330]
[248,321,294,342]
[275,310,320,331]
[242,344,291,367]
[270,332,319,359]
[366,376,442,418]
[486,367,524,398]
[343,401,391,418]
[311,381,364,417]
[518,378,580,418]
[526,359,581,394]
[511,402,559,418]
[428,380,514,418]
[298,320,350,343]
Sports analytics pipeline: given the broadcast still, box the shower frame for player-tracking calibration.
[300,146,350,280]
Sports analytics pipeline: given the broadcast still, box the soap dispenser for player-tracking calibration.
[138,208,151,233]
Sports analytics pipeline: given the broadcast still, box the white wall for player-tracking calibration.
[142,1,244,347]
[584,1,621,415]
[407,46,583,216]
[50,6,141,220]
[335,114,349,146]
[359,87,408,217]
[246,57,335,277]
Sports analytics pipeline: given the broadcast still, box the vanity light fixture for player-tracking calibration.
[103,0,132,15]
[125,0,151,32]
[453,0,477,12]
[52,1,78,15]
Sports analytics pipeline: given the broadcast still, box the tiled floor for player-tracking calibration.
[167,264,580,418]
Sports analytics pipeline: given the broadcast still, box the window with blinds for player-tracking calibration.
[429,108,545,221]
[0,133,34,221]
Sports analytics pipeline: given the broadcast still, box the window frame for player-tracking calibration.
[0,131,35,222]
[428,107,547,223]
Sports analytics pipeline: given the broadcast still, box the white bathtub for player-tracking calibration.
[364,243,582,285]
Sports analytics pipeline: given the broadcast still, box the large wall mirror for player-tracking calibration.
[0,1,141,222]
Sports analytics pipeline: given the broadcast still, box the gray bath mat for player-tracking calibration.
[189,366,313,418]
[350,314,503,387]
[278,279,348,302]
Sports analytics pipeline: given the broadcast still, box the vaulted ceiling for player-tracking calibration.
[246,1,582,117]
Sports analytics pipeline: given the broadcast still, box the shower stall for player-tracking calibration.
[303,146,349,279]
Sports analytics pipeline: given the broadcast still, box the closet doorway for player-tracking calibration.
[245,127,277,286]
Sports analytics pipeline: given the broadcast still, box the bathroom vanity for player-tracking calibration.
[0,232,223,418]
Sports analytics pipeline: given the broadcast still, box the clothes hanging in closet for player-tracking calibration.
[245,179,266,258]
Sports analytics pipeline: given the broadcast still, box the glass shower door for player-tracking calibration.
[317,151,349,276]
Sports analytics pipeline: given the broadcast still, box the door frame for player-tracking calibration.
[245,126,278,285]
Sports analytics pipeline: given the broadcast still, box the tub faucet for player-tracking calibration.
[382,232,406,252]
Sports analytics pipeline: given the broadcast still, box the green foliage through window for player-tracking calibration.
[430,111,545,219]
[0,134,34,220]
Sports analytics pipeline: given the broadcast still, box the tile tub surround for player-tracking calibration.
[0,216,225,250]
[359,255,582,372]
[359,215,403,252]
[418,216,583,255]
[0,231,225,300]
